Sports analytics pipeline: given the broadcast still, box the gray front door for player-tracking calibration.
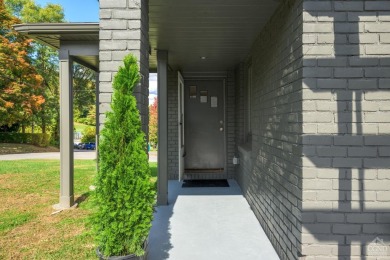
[184,79,225,172]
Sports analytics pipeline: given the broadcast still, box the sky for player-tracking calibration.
[35,0,99,22]
[149,74,157,105]
[35,0,157,105]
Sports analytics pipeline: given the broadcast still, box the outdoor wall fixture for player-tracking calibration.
[233,156,240,165]
[200,56,207,60]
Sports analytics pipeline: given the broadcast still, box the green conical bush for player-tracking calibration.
[93,54,155,257]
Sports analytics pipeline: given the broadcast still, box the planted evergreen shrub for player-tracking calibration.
[93,54,155,257]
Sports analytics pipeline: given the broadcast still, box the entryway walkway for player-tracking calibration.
[149,180,280,260]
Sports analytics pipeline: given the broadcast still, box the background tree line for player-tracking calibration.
[148,96,157,149]
[0,0,96,146]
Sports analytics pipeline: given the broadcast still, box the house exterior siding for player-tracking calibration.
[301,1,390,258]
[226,71,236,179]
[99,0,149,133]
[167,70,179,180]
[98,0,390,258]
[235,1,304,259]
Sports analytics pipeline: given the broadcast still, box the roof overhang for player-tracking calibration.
[14,23,99,70]
[14,0,281,73]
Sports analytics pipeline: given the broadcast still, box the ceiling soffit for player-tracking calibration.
[149,0,280,72]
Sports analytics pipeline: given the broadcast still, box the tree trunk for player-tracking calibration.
[41,110,46,134]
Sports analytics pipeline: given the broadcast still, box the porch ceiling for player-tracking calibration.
[13,23,99,70]
[149,0,280,72]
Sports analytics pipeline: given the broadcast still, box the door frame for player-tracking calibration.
[180,73,228,178]
[178,71,185,181]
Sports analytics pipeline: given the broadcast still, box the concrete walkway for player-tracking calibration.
[149,180,279,260]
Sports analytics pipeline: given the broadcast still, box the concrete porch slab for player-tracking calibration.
[149,180,280,260]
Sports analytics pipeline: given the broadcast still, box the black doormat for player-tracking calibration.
[182,179,229,188]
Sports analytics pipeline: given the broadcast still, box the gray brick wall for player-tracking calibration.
[167,70,179,180]
[99,0,149,135]
[234,63,249,190]
[301,1,390,259]
[235,0,304,259]
[234,63,247,146]
[98,0,390,258]
[226,71,236,179]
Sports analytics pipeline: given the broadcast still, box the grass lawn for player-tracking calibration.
[74,122,90,133]
[150,161,157,182]
[0,160,158,259]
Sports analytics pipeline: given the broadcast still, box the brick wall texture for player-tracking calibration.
[226,71,236,179]
[301,1,390,259]
[167,70,179,180]
[99,0,149,134]
[235,1,304,259]
[235,1,390,258]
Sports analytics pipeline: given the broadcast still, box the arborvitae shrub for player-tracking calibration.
[93,54,155,257]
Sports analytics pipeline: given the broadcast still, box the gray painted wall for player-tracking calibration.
[226,71,236,179]
[236,0,390,259]
[234,63,248,146]
[99,0,149,134]
[301,1,390,259]
[235,0,304,259]
[167,70,179,179]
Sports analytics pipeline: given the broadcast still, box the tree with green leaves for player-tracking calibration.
[5,0,63,22]
[93,55,155,257]
[73,63,96,125]
[5,0,65,138]
[81,126,95,143]
[5,0,96,144]
[0,0,45,130]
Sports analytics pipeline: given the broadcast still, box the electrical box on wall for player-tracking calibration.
[233,156,240,165]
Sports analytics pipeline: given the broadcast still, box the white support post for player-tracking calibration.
[54,50,75,210]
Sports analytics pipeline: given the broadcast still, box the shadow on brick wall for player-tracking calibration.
[302,9,390,259]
